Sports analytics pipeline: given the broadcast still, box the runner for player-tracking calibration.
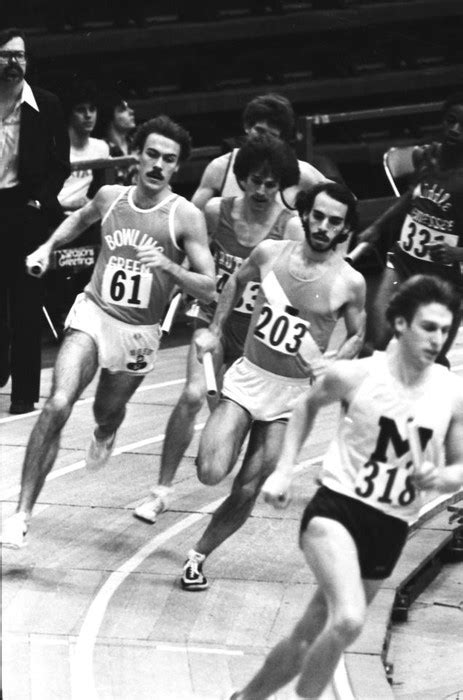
[1,115,215,549]
[181,182,366,591]
[231,275,463,700]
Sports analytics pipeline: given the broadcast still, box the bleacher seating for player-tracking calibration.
[16,0,463,197]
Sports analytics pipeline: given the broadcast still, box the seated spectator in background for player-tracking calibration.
[52,82,109,325]
[58,81,109,216]
[95,92,138,185]
[192,93,328,211]
[357,91,463,366]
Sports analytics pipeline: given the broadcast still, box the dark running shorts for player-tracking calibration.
[299,485,409,580]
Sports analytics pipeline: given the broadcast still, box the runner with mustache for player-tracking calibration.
[2,115,215,549]
[135,133,304,524]
[180,181,366,591]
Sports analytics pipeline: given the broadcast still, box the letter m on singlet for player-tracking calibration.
[370,416,433,462]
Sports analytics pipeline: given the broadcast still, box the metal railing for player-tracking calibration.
[297,100,443,161]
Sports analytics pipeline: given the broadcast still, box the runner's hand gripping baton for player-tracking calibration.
[161,292,182,334]
[26,259,46,278]
[203,352,217,396]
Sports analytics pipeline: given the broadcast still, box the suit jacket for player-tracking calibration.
[19,85,70,224]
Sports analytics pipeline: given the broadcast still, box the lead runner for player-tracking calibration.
[1,115,215,549]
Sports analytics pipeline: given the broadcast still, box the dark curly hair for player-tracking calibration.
[386,275,459,330]
[233,133,300,190]
[242,93,295,143]
[132,115,192,162]
[295,182,358,232]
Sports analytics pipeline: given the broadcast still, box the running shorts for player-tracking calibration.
[222,356,312,422]
[300,485,409,580]
[65,293,161,375]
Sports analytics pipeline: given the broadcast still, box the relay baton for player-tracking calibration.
[406,418,423,474]
[26,259,46,278]
[345,242,372,265]
[161,292,182,334]
[203,352,217,396]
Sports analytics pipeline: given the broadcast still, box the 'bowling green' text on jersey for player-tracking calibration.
[321,352,459,522]
[86,187,185,325]
[245,240,359,379]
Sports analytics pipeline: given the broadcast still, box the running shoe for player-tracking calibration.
[181,549,208,591]
[1,512,29,549]
[85,431,116,471]
[133,485,174,523]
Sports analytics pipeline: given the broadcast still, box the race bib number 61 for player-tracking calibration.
[101,265,152,308]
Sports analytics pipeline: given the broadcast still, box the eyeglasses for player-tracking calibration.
[0,50,27,62]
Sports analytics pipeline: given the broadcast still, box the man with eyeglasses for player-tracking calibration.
[0,28,70,414]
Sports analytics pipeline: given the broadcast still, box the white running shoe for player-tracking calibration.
[85,431,116,471]
[1,512,29,549]
[133,485,174,523]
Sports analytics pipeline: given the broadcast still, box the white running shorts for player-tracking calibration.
[65,293,161,375]
[222,356,312,422]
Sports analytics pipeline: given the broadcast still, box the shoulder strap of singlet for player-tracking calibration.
[168,196,183,251]
[219,149,237,195]
[101,187,129,226]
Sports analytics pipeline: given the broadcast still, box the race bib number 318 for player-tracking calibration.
[101,265,152,308]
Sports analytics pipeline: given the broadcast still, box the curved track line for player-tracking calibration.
[2,423,206,501]
[0,378,184,425]
[71,455,323,699]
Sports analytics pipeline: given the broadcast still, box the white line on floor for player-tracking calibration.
[0,378,184,425]
[1,422,206,501]
[70,455,323,699]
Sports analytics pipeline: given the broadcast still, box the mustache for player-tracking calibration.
[147,169,163,179]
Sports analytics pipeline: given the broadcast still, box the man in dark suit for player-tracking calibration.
[0,28,70,413]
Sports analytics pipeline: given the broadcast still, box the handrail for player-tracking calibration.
[70,155,138,171]
[297,100,443,161]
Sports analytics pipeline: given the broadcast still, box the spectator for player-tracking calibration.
[95,92,137,185]
[58,81,109,217]
[0,28,70,414]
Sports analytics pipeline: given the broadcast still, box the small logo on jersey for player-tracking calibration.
[127,353,148,371]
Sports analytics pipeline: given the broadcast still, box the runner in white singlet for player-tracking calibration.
[180,182,366,591]
[1,116,215,550]
[232,275,463,700]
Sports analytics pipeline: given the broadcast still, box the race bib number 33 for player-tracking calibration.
[399,213,456,263]
[101,265,152,308]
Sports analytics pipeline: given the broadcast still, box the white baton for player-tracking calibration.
[345,242,372,265]
[161,292,182,334]
[406,418,423,473]
[203,352,217,396]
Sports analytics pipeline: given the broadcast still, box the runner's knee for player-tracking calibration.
[179,381,206,414]
[330,608,365,646]
[42,391,74,428]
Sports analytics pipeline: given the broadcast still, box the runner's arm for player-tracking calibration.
[191,159,225,210]
[334,275,367,360]
[25,187,111,272]
[356,190,412,246]
[167,205,216,301]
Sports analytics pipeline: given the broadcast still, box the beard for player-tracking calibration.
[1,64,24,82]
[302,218,337,252]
